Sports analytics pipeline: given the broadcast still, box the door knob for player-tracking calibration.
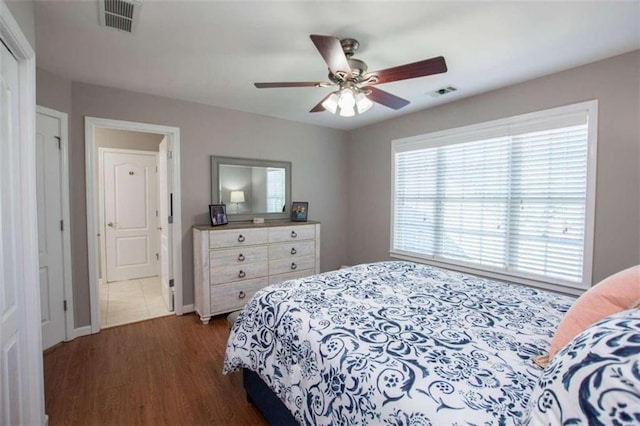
[107,222,115,227]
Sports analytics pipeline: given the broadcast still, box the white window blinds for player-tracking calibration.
[266,168,285,212]
[392,102,597,289]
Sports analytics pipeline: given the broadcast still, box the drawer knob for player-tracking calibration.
[291,262,297,270]
[238,270,246,278]
[290,247,297,255]
[238,291,246,299]
[238,253,245,262]
[291,231,297,238]
[237,234,245,242]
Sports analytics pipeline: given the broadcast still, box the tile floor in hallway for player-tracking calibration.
[100,276,172,328]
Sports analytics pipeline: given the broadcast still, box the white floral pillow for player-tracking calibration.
[525,308,640,425]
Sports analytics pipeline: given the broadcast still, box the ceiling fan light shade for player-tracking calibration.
[337,88,356,110]
[321,92,339,114]
[355,92,373,114]
[339,105,355,117]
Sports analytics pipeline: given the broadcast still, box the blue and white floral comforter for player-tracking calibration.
[223,261,574,425]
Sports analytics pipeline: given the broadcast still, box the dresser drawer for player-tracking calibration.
[210,246,268,268]
[269,240,315,260]
[269,225,315,243]
[210,277,269,314]
[269,255,315,276]
[269,269,314,285]
[210,261,268,285]
[209,228,268,249]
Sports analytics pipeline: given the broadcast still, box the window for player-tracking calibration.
[391,101,597,290]
[266,168,286,212]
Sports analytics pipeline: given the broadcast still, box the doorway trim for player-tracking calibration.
[36,105,75,341]
[85,117,183,333]
[0,1,45,423]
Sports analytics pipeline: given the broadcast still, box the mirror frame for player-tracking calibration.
[211,156,292,222]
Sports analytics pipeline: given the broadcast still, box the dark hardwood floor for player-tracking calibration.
[44,314,268,425]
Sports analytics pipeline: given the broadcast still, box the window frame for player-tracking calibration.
[390,100,598,295]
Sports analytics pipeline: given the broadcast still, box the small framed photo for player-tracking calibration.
[209,204,228,226]
[291,201,309,222]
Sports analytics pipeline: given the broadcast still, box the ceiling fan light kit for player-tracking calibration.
[254,34,447,118]
[322,84,373,117]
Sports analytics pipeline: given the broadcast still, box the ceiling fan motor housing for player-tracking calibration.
[328,38,369,83]
[340,38,360,57]
[329,57,368,83]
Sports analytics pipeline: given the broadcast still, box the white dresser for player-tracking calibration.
[193,221,321,324]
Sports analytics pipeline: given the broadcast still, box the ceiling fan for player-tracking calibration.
[254,34,448,117]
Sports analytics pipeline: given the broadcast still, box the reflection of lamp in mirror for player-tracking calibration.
[230,190,245,213]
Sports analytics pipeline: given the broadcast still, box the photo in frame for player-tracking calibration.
[209,204,228,226]
[291,201,309,222]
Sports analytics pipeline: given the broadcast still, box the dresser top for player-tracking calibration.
[193,220,320,231]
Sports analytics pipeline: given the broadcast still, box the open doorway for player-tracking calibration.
[85,118,182,333]
[99,143,163,328]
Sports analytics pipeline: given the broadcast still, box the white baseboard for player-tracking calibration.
[181,304,194,314]
[73,325,93,338]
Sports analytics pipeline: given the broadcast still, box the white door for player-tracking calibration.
[158,138,174,310]
[1,37,41,425]
[36,112,66,349]
[103,151,159,282]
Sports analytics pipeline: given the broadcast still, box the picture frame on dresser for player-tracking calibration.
[209,204,228,226]
[291,201,308,222]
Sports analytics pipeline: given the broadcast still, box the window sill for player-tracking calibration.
[389,251,587,297]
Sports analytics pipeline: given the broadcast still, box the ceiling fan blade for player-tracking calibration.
[365,86,410,110]
[310,93,332,113]
[369,56,447,85]
[310,35,352,79]
[254,82,330,88]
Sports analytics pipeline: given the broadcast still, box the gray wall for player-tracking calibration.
[95,128,164,152]
[5,0,35,49]
[347,50,640,286]
[36,75,349,328]
[37,67,71,114]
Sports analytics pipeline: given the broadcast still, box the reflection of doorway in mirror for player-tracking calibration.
[267,168,286,213]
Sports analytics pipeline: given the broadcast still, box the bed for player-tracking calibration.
[223,261,576,424]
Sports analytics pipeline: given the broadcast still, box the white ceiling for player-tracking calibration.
[34,1,640,131]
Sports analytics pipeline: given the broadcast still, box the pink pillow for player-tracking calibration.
[549,265,640,359]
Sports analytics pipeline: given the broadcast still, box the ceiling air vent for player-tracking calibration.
[99,0,141,33]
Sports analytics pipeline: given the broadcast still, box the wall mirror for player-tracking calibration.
[211,156,292,221]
